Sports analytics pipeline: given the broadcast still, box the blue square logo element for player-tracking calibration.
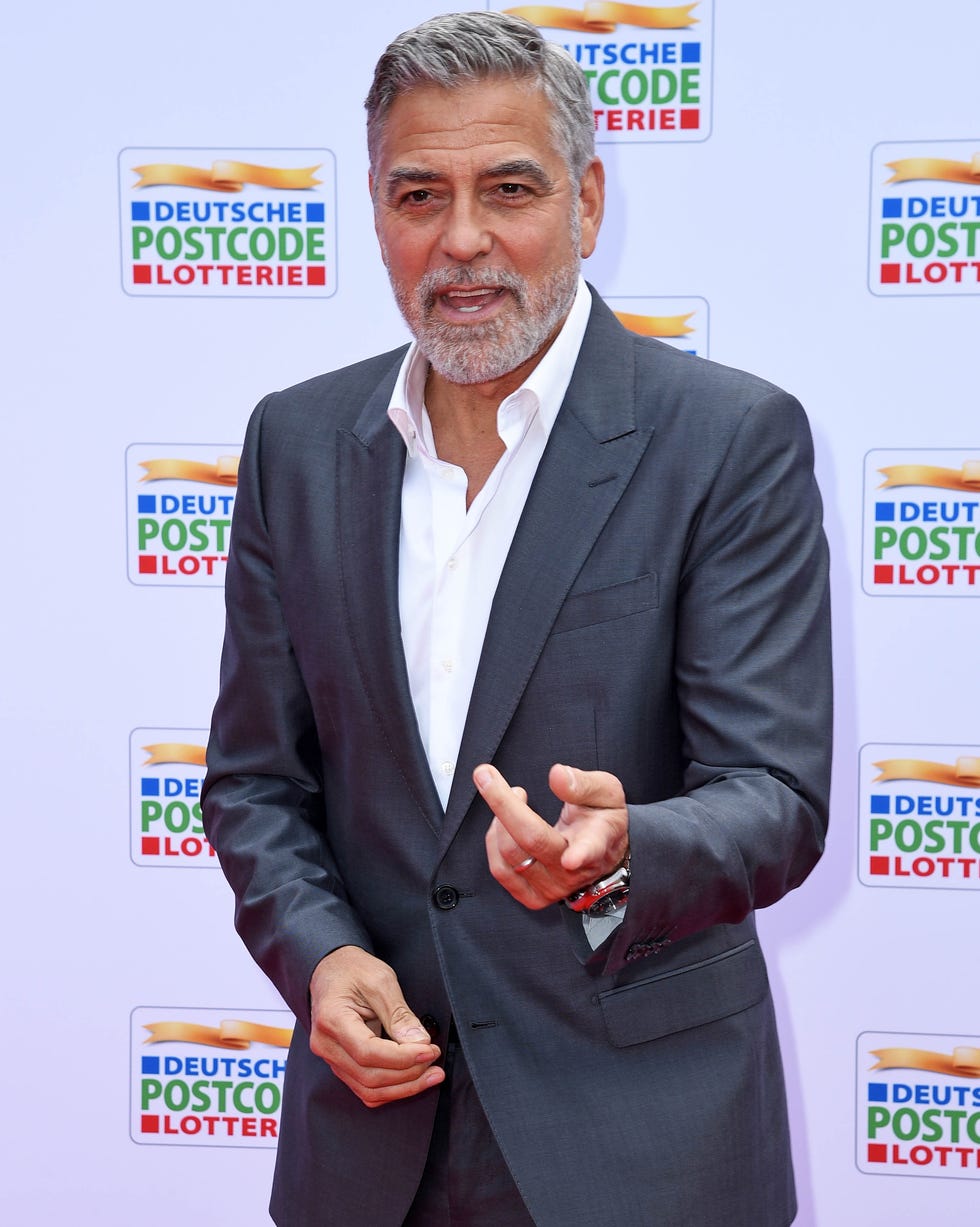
[137,495,157,514]
[870,795,890,814]
[306,202,325,222]
[131,201,151,221]
[867,1082,889,1103]
[142,1056,160,1075]
[881,198,903,219]
[681,43,701,63]
[875,503,895,522]
[141,777,161,797]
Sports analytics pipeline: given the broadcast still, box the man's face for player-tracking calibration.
[371,77,603,387]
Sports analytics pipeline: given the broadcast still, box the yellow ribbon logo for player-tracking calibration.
[885,155,980,186]
[143,743,207,768]
[139,456,240,486]
[871,1047,980,1078]
[144,1020,294,1049]
[878,462,980,492]
[132,160,321,193]
[614,310,694,338]
[504,3,698,32]
[873,758,980,788]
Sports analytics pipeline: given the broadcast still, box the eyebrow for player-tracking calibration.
[384,167,441,196]
[383,158,557,197]
[483,159,557,191]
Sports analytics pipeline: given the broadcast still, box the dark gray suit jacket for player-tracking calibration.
[203,290,832,1226]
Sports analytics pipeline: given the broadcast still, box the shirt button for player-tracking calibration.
[441,659,453,673]
[447,557,458,571]
[432,884,460,910]
[440,761,454,777]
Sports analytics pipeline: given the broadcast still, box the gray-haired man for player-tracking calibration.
[204,11,831,1225]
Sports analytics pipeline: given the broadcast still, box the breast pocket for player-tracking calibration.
[597,940,769,1048]
[551,572,659,635]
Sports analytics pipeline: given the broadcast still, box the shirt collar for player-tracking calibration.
[387,276,593,457]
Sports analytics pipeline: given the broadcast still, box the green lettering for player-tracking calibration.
[137,519,160,549]
[650,68,677,105]
[141,800,163,832]
[132,226,153,257]
[141,1078,162,1109]
[881,224,905,257]
[874,526,897,558]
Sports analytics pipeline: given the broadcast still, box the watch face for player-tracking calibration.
[566,862,630,913]
[586,886,630,917]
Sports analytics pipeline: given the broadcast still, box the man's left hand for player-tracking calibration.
[476,762,629,909]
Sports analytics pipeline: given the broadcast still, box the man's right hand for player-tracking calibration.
[309,946,445,1107]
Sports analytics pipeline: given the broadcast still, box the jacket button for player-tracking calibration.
[432,884,460,910]
[420,1014,440,1040]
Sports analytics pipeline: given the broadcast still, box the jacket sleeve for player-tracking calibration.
[202,398,373,1029]
[584,388,832,975]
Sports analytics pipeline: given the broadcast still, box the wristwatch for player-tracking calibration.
[564,852,630,917]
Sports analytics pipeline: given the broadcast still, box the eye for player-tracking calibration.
[405,189,432,204]
[497,182,527,197]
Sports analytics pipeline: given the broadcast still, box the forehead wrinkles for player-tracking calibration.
[374,81,565,174]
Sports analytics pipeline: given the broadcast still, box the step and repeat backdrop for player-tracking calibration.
[3,2,978,1223]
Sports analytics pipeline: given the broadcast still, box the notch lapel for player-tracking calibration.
[335,361,445,835]
[442,297,655,838]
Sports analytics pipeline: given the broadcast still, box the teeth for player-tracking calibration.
[443,287,499,313]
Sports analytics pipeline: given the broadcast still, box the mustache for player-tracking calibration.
[417,266,527,310]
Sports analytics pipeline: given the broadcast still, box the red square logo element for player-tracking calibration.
[138,555,158,574]
[141,1115,160,1134]
[867,1143,887,1163]
[680,109,700,130]
[873,565,893,584]
[142,837,160,856]
[869,856,890,876]
[880,264,901,284]
[133,265,152,285]
[306,267,326,286]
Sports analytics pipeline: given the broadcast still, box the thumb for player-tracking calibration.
[549,763,624,809]
[382,999,431,1045]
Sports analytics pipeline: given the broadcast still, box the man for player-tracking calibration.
[203,11,832,1226]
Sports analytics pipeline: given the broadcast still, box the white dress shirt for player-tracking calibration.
[386,279,622,946]
[387,277,592,809]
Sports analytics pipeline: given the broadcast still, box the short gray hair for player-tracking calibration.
[365,10,595,183]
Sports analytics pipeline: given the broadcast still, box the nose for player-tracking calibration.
[439,195,492,263]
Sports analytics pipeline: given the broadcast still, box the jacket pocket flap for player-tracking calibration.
[552,571,659,635]
[598,940,768,1047]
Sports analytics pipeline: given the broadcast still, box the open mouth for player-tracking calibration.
[437,286,507,315]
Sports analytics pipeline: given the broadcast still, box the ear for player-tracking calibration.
[577,158,605,260]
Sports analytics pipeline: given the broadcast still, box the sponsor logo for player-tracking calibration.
[131,731,214,867]
[119,148,337,297]
[859,745,980,890]
[132,1007,293,1148]
[126,444,238,587]
[869,141,980,296]
[494,2,713,141]
[606,295,709,356]
[858,1032,980,1179]
[863,449,980,595]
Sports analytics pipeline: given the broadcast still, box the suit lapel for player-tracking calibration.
[335,357,445,835]
[442,296,655,838]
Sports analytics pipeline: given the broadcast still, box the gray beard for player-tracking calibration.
[389,259,580,386]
